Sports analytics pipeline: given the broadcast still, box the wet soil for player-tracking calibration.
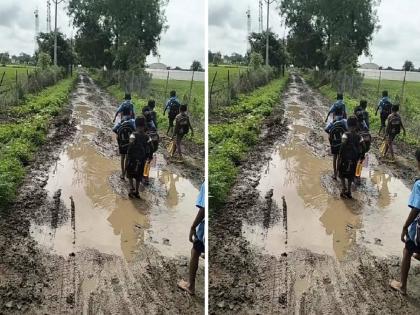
[209,73,420,314]
[0,73,204,314]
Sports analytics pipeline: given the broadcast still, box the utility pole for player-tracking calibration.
[265,0,277,66]
[34,9,39,53]
[259,0,264,33]
[47,0,52,33]
[53,0,65,66]
[246,7,251,52]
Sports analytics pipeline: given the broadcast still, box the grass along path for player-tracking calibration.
[0,76,76,207]
[209,74,289,210]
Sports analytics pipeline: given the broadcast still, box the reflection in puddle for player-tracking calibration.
[242,78,411,260]
[30,77,198,261]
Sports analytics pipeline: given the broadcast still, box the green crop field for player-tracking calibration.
[208,65,248,88]
[0,65,36,88]
[319,78,420,146]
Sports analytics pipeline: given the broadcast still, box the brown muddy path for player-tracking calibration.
[209,73,420,314]
[0,73,204,314]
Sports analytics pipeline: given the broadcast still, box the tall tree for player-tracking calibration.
[248,31,288,69]
[37,32,74,67]
[190,60,203,71]
[403,60,414,71]
[68,0,167,70]
[281,0,379,70]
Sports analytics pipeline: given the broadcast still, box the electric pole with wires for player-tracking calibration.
[53,0,65,66]
[265,0,277,66]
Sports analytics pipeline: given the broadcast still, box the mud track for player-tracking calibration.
[0,73,204,314]
[209,73,420,314]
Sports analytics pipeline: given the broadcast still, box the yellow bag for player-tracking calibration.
[380,141,386,156]
[166,140,176,157]
[143,160,151,177]
[355,160,363,177]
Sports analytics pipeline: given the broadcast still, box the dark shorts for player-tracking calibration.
[119,146,128,155]
[380,115,387,127]
[168,116,175,127]
[193,239,205,254]
[331,146,340,155]
[338,160,357,180]
[405,240,420,254]
[126,159,145,180]
[387,133,397,142]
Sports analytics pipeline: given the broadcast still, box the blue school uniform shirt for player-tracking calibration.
[328,100,346,116]
[116,100,135,117]
[164,96,180,111]
[408,180,420,241]
[325,117,348,133]
[195,183,205,243]
[377,97,390,113]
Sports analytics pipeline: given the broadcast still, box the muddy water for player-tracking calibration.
[242,75,412,260]
[30,75,198,261]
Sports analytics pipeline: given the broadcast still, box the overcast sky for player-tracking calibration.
[0,0,204,69]
[209,0,420,69]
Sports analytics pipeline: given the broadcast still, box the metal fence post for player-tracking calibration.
[188,70,195,103]
[376,70,382,98]
[209,71,217,109]
[401,70,407,107]
[227,69,230,104]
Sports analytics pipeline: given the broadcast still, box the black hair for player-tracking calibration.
[170,90,176,97]
[135,116,146,128]
[124,93,131,100]
[148,99,156,109]
[392,104,399,112]
[180,104,187,112]
[347,116,358,128]
[382,90,388,97]
[337,93,343,100]
[415,149,420,162]
[360,100,367,108]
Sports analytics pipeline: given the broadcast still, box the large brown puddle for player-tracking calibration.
[30,76,198,261]
[242,76,412,260]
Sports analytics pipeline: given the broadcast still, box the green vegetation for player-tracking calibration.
[208,65,248,86]
[0,77,75,208]
[316,78,420,146]
[209,74,289,210]
[102,77,204,144]
[0,65,35,88]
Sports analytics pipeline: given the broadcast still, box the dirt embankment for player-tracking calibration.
[0,73,204,314]
[209,73,420,314]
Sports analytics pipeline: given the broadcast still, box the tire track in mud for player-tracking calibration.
[209,73,420,314]
[0,72,204,314]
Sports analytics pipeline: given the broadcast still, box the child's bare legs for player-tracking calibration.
[390,247,412,295]
[389,138,395,159]
[120,154,127,179]
[128,177,135,191]
[333,154,338,179]
[176,135,183,158]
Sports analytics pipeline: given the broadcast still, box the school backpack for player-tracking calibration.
[334,102,345,116]
[177,114,190,135]
[121,100,133,116]
[168,99,180,119]
[117,120,135,148]
[127,132,150,162]
[359,129,371,153]
[147,129,160,153]
[340,132,361,174]
[388,114,402,135]
[381,100,392,119]
[329,121,346,149]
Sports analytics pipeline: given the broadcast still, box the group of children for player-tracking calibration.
[324,91,405,198]
[112,91,193,198]
[325,92,420,296]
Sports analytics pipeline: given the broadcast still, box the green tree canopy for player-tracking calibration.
[68,0,167,70]
[403,60,415,71]
[190,60,204,71]
[37,32,74,67]
[248,31,288,69]
[281,0,379,70]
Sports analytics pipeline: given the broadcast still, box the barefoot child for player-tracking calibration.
[126,117,153,198]
[178,182,205,295]
[173,104,194,159]
[337,116,365,199]
[383,104,406,161]
[325,115,348,180]
[390,149,420,295]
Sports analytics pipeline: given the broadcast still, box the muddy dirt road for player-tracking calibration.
[209,73,420,314]
[0,73,204,314]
